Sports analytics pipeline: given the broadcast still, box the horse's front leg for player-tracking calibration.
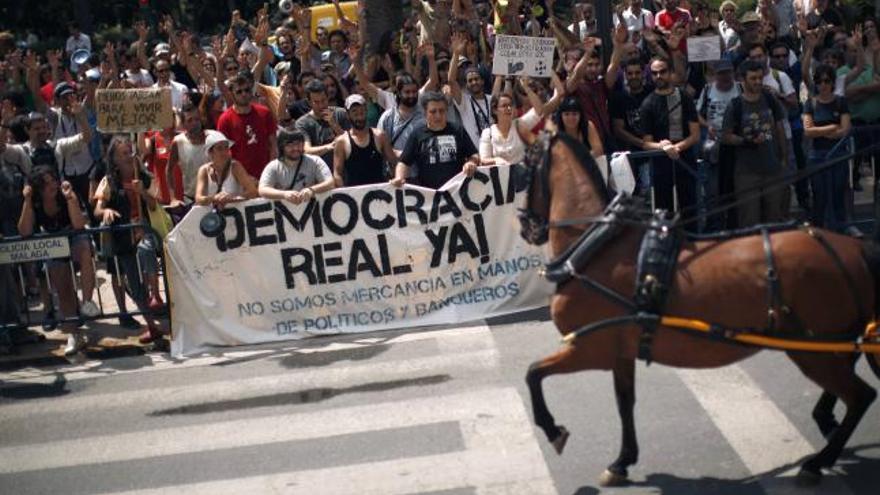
[600,357,639,487]
[525,347,576,454]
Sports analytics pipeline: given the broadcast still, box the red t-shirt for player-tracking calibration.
[574,78,612,148]
[656,8,691,52]
[217,104,277,179]
[40,82,55,106]
[145,131,183,203]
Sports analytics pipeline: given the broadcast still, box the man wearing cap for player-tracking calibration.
[295,79,350,169]
[697,59,741,229]
[391,91,479,190]
[730,12,766,67]
[259,129,334,204]
[24,71,97,205]
[152,58,189,111]
[448,33,494,150]
[333,94,399,187]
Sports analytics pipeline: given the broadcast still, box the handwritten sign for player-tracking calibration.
[95,88,173,133]
[686,35,722,62]
[492,35,556,78]
[0,237,70,265]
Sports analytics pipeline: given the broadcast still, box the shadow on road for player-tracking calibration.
[147,374,452,416]
[571,442,880,495]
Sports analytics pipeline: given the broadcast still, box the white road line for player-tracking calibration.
[0,323,493,384]
[678,365,854,494]
[0,346,498,419]
[5,387,557,495]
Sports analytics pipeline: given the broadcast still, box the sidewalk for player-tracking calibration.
[0,264,170,370]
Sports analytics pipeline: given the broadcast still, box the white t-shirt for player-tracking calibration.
[478,109,540,165]
[2,135,87,176]
[125,69,154,88]
[172,133,209,199]
[614,8,655,42]
[259,154,331,191]
[154,80,190,111]
[697,84,741,132]
[454,92,493,150]
[763,70,795,138]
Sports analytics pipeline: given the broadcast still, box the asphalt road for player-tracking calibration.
[1,307,879,495]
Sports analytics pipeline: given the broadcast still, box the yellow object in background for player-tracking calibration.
[310,1,358,42]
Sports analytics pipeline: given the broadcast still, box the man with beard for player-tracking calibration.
[391,92,479,189]
[721,60,788,227]
[295,79,350,169]
[639,57,701,221]
[258,129,334,205]
[167,102,208,203]
[448,33,494,150]
[333,95,399,187]
[217,72,277,179]
[611,58,654,193]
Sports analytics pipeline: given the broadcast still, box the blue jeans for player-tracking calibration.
[809,148,848,232]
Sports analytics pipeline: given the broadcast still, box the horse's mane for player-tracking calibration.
[554,132,612,205]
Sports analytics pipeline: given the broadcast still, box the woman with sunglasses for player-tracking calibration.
[803,64,851,232]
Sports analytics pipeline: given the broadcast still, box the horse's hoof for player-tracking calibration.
[598,469,629,487]
[552,426,570,455]
[795,468,823,486]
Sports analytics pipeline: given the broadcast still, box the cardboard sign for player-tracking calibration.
[492,35,556,78]
[686,35,722,62]
[0,237,70,265]
[95,88,173,133]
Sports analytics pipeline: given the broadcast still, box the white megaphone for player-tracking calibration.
[278,0,294,14]
[71,49,91,67]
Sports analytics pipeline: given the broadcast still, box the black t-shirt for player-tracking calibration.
[609,86,653,150]
[33,192,74,234]
[400,123,477,189]
[639,88,699,142]
[804,96,849,151]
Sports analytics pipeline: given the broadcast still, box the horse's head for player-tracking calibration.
[515,132,611,246]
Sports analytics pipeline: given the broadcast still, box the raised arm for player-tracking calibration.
[447,33,468,104]
[605,19,629,90]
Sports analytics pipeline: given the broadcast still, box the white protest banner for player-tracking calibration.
[167,166,554,356]
[95,88,173,133]
[686,35,722,62]
[492,35,556,77]
[0,237,70,265]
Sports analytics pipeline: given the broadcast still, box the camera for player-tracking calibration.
[278,0,294,14]
[199,207,227,237]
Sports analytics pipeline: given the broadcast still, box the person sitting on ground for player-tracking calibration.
[259,128,334,203]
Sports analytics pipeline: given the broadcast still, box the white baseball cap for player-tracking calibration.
[205,130,234,151]
[345,94,367,110]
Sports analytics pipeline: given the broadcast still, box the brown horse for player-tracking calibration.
[516,132,880,486]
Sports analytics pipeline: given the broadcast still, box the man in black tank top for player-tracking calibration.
[333,95,399,187]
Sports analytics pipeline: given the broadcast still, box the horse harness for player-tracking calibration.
[517,139,868,364]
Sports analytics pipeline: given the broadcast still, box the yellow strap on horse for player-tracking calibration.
[659,316,880,354]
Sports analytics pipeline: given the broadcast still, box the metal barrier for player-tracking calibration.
[0,223,170,336]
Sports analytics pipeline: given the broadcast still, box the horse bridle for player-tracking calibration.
[515,132,556,245]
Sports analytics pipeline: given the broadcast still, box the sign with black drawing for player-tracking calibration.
[491,35,556,78]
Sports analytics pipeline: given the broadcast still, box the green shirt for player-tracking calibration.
[838,65,880,122]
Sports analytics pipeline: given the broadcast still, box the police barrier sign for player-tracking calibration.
[0,237,70,265]
[95,88,174,133]
[167,166,553,356]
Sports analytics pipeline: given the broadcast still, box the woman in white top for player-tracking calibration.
[479,75,564,166]
[194,131,258,207]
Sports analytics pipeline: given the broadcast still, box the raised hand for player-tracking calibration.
[135,21,148,42]
[46,49,62,68]
[60,181,76,201]
[23,184,33,200]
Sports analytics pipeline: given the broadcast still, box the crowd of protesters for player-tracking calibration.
[1,0,879,356]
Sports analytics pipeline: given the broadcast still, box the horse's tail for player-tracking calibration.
[860,240,880,379]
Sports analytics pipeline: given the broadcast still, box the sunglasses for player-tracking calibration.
[817,78,834,84]
[233,87,252,95]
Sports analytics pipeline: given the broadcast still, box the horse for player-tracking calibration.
[515,132,880,486]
